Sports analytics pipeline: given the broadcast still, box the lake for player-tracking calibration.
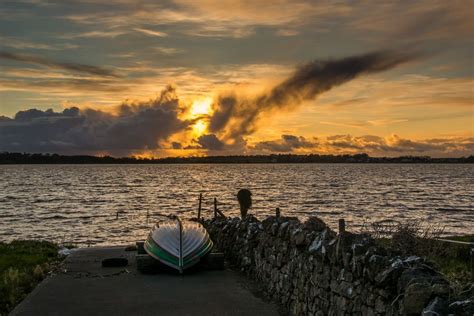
[0,164,472,245]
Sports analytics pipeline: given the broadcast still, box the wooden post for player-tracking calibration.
[214,198,217,218]
[213,197,226,218]
[216,208,226,218]
[146,210,149,224]
[198,193,202,219]
[338,218,346,234]
[116,211,119,220]
[275,207,280,218]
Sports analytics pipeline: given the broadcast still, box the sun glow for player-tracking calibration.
[189,97,213,137]
[190,97,213,117]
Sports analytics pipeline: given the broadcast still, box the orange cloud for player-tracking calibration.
[248,134,473,158]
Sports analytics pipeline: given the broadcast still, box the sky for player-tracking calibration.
[0,0,472,157]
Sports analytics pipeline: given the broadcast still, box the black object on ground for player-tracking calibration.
[102,257,128,267]
[124,245,137,251]
[136,241,146,254]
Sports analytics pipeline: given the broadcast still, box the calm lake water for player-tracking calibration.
[0,164,472,245]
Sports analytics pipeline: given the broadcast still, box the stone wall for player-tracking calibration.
[204,216,471,315]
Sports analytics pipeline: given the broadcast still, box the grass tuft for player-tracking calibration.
[0,240,59,315]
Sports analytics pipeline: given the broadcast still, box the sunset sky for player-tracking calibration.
[0,0,472,157]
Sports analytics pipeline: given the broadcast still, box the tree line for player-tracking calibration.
[0,152,472,164]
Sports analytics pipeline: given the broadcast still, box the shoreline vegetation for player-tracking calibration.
[1,152,473,164]
[0,240,60,315]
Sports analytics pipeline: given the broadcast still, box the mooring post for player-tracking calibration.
[275,207,280,218]
[116,211,119,220]
[338,218,346,234]
[214,198,217,218]
[337,219,347,262]
[216,208,226,218]
[198,193,202,219]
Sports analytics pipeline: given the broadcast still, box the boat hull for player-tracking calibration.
[144,220,213,272]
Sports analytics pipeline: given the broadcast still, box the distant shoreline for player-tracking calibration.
[1,152,473,164]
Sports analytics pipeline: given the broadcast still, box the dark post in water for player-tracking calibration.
[198,193,202,220]
[214,198,217,219]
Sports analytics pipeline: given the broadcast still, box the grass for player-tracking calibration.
[0,240,59,315]
[431,235,474,295]
[362,221,473,298]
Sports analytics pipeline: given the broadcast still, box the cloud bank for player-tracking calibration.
[254,135,316,153]
[250,134,474,158]
[0,86,188,155]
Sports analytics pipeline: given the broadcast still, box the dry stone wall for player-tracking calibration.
[204,216,472,315]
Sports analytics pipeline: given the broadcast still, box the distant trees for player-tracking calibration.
[0,152,472,164]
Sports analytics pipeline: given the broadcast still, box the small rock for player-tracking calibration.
[449,299,474,315]
[352,243,368,257]
[242,256,251,266]
[404,255,423,265]
[293,229,306,246]
[366,255,389,281]
[279,222,289,237]
[397,267,436,293]
[375,296,386,314]
[271,223,279,235]
[304,217,327,232]
[431,282,450,297]
[403,282,432,315]
[422,297,448,316]
[339,281,354,299]
[58,247,73,257]
[374,263,405,286]
[308,230,329,254]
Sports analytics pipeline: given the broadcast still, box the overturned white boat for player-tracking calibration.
[144,217,213,273]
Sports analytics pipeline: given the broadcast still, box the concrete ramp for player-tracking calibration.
[11,247,279,316]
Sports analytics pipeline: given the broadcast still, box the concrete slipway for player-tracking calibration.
[11,246,279,316]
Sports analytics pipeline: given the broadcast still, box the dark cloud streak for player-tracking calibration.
[210,49,421,141]
[0,51,120,77]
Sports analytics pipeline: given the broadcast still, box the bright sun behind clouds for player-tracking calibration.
[190,97,213,117]
[188,97,213,137]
